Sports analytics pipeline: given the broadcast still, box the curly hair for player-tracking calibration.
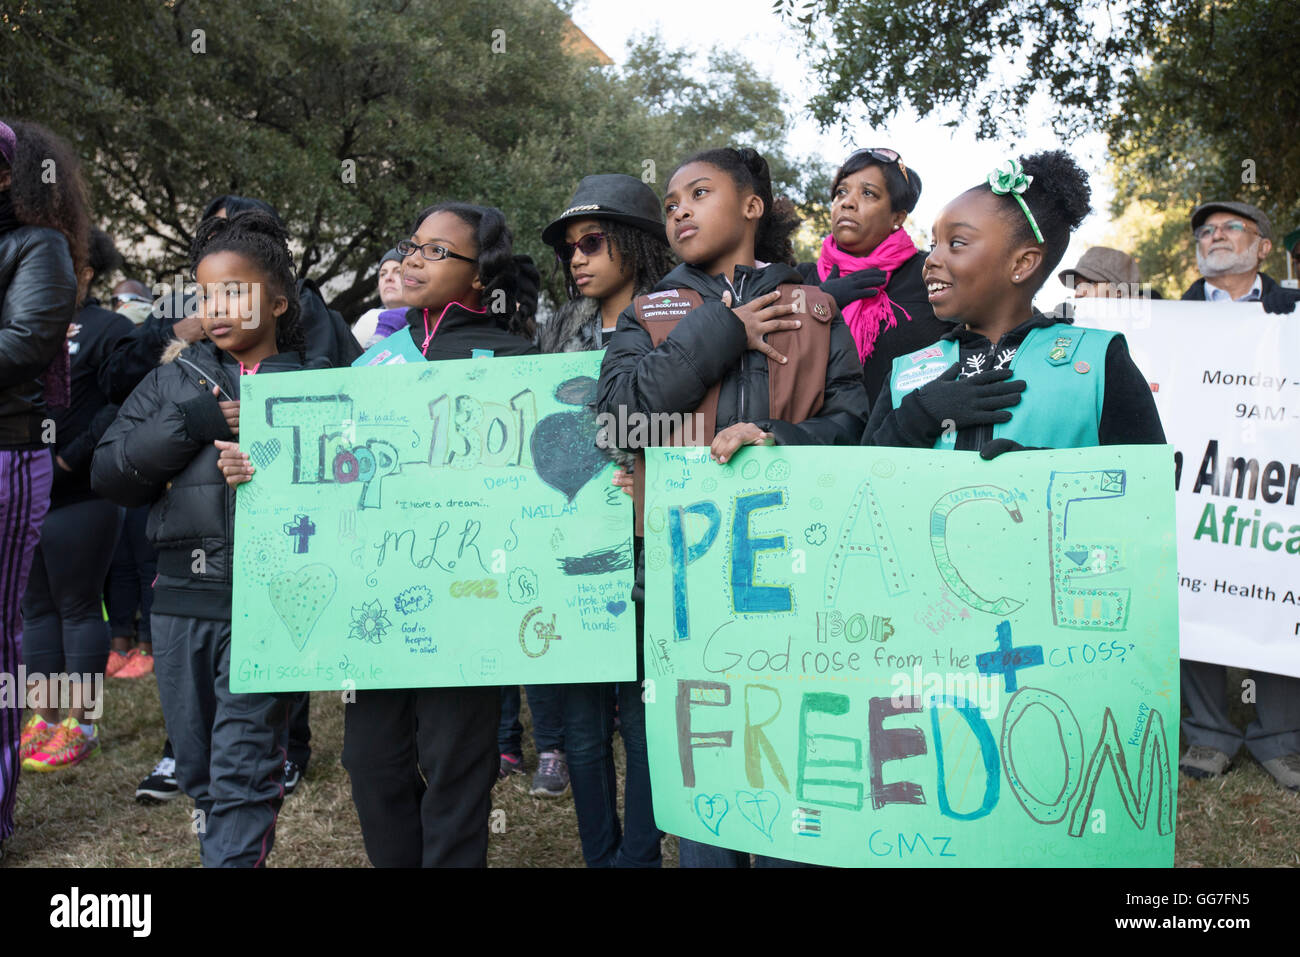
[673,147,801,266]
[556,218,676,301]
[978,149,1092,290]
[411,202,538,340]
[188,210,305,355]
[1,119,91,274]
[200,194,280,223]
[87,227,123,286]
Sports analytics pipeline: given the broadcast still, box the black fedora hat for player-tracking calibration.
[542,174,668,249]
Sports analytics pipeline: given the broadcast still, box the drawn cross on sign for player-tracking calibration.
[975,620,1043,693]
[283,514,316,554]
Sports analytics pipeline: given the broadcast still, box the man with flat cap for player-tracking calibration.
[1181,200,1300,313]
[1059,246,1144,298]
[1178,201,1300,792]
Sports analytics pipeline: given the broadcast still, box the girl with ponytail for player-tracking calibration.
[862,149,1164,455]
[596,146,869,867]
[91,209,331,867]
[339,201,538,869]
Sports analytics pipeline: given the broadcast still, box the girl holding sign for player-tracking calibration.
[861,150,1164,454]
[540,174,675,865]
[596,147,869,866]
[92,210,326,866]
[341,202,539,867]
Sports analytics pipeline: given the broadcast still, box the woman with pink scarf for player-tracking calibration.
[797,149,947,402]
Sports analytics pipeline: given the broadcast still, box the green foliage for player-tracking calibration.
[777,0,1299,289]
[0,1,827,318]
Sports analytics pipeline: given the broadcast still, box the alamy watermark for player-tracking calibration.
[595,407,710,450]
[1,667,103,720]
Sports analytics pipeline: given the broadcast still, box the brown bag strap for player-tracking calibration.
[628,289,719,535]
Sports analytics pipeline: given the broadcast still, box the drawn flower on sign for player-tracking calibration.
[804,522,827,546]
[348,599,391,644]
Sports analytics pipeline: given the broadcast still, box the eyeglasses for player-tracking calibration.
[557,232,607,264]
[849,148,910,185]
[1194,220,1260,242]
[111,293,152,307]
[396,239,476,264]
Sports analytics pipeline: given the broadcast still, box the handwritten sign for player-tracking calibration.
[230,353,635,691]
[643,445,1179,867]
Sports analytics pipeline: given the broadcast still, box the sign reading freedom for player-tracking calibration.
[643,445,1179,867]
[230,353,635,692]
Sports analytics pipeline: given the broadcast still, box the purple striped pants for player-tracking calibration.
[0,449,53,843]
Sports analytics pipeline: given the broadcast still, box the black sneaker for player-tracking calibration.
[136,756,180,803]
[283,760,303,795]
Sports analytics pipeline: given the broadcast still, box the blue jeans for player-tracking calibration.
[564,601,662,867]
[498,685,565,755]
[677,838,815,868]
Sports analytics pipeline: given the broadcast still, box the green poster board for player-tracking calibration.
[230,353,635,692]
[643,445,1179,867]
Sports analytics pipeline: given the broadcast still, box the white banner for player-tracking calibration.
[1073,298,1300,677]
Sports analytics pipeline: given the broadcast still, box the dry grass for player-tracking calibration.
[3,668,1294,867]
[4,676,680,868]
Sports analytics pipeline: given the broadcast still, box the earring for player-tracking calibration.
[1014,274,1021,281]
[892,225,900,231]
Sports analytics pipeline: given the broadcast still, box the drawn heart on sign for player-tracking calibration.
[250,438,282,469]
[1064,549,1089,566]
[606,600,627,617]
[267,564,337,651]
[693,793,728,836]
[735,789,780,841]
[529,378,606,502]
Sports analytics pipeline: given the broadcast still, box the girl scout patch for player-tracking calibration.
[1047,334,1077,365]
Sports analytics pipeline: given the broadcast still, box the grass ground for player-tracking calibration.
[3,669,1294,868]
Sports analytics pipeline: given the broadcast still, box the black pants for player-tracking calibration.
[22,498,124,675]
[104,504,156,643]
[342,686,499,867]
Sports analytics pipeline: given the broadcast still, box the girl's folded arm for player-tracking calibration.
[595,301,747,446]
[91,369,211,507]
[1099,335,1166,446]
[860,378,936,448]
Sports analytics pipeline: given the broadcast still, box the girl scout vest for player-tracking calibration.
[628,285,837,533]
[889,323,1118,449]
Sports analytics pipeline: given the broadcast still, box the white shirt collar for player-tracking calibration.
[1204,274,1263,302]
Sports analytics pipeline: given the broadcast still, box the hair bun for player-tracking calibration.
[1021,150,1091,232]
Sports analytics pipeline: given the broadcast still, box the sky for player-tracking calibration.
[570,0,1113,307]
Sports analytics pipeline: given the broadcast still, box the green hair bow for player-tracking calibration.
[986,159,1044,243]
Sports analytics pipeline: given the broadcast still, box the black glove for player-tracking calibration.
[904,363,1027,441]
[819,265,886,309]
[1260,283,1300,315]
[979,438,1046,460]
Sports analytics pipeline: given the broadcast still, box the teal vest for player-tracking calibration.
[889,324,1118,450]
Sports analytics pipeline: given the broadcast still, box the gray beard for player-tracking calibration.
[1197,240,1260,278]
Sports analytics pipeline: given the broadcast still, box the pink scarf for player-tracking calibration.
[816,229,918,362]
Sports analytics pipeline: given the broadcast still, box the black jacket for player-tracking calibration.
[0,224,78,448]
[1181,272,1280,301]
[398,303,539,361]
[99,279,362,404]
[49,300,135,508]
[92,341,329,619]
[797,251,952,403]
[596,261,867,448]
[862,310,1166,450]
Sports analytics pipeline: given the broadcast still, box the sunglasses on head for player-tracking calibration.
[557,232,607,264]
[849,148,910,186]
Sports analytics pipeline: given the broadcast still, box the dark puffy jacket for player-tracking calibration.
[596,261,867,447]
[796,250,952,405]
[91,340,328,619]
[0,225,78,448]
